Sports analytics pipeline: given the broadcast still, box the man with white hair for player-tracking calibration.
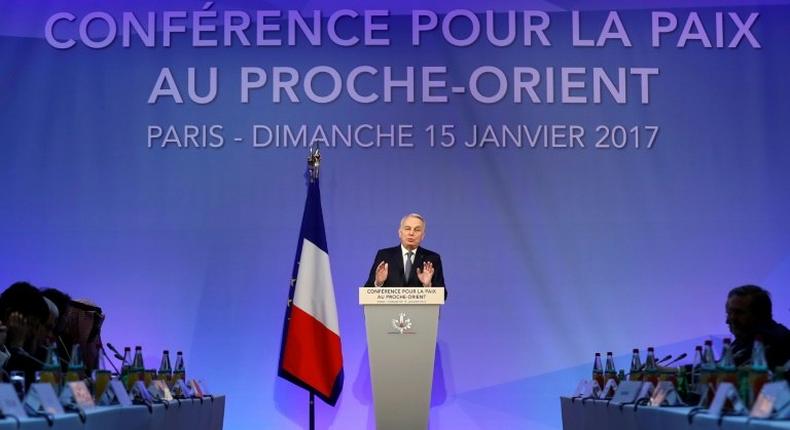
[40,296,59,347]
[365,213,446,297]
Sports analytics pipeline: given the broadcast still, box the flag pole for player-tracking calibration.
[309,392,316,430]
[279,144,342,425]
[307,146,320,430]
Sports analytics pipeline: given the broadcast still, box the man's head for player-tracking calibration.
[0,282,49,324]
[39,297,59,345]
[0,282,50,349]
[726,285,773,339]
[41,288,72,334]
[398,213,426,251]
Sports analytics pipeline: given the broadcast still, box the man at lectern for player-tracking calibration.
[365,213,446,297]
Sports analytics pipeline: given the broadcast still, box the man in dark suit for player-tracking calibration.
[365,213,445,296]
[726,285,790,369]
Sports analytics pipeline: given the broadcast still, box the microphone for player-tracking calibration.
[666,353,688,366]
[98,343,121,375]
[638,354,673,371]
[14,347,46,366]
[30,345,71,367]
[36,345,71,367]
[106,342,125,361]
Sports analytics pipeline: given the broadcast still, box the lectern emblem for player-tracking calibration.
[391,312,412,334]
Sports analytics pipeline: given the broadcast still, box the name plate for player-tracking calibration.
[598,379,617,399]
[60,381,96,409]
[649,381,683,407]
[148,380,174,401]
[359,287,445,305]
[130,381,154,403]
[637,381,654,402]
[708,382,746,416]
[0,384,27,418]
[24,383,65,415]
[610,381,642,404]
[750,381,790,419]
[189,380,205,398]
[572,379,589,397]
[572,379,599,398]
[171,379,193,398]
[99,380,132,406]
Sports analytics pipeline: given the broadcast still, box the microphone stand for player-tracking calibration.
[99,345,120,375]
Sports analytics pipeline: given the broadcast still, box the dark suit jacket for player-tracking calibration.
[732,320,790,369]
[4,347,42,389]
[364,245,447,298]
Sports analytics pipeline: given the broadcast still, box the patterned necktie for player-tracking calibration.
[404,251,414,283]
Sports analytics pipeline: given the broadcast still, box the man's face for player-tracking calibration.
[398,216,425,250]
[36,314,56,346]
[55,304,71,334]
[726,294,757,339]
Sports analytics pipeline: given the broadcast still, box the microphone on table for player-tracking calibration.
[638,354,673,371]
[14,347,46,366]
[665,353,688,366]
[105,342,125,362]
[657,354,673,364]
[30,344,73,367]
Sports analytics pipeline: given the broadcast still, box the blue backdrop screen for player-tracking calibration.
[1,2,789,428]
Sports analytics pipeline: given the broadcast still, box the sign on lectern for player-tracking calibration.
[359,287,445,430]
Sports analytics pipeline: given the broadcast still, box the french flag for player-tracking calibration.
[278,176,344,405]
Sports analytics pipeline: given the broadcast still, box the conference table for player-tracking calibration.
[561,396,790,430]
[0,396,225,430]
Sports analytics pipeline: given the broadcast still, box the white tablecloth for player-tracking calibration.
[561,397,789,430]
[0,396,225,430]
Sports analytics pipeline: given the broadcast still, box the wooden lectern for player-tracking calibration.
[359,287,445,430]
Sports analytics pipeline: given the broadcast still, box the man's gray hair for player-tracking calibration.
[43,296,59,321]
[400,213,426,229]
